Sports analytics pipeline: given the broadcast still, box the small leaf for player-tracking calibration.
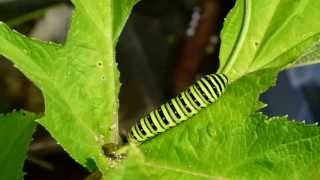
[0,111,37,180]
[112,0,139,45]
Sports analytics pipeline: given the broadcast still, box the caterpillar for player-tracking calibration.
[128,74,228,143]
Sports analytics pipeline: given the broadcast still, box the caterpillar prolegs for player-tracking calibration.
[128,74,228,143]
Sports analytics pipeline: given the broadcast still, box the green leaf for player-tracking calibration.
[112,0,139,45]
[218,0,320,81]
[109,69,320,179]
[0,0,138,176]
[0,111,37,180]
[109,0,320,178]
[113,115,320,180]
[288,42,320,68]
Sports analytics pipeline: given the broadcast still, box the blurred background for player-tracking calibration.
[0,0,319,179]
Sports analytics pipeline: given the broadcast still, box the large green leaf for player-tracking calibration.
[0,0,138,176]
[107,0,320,179]
[109,69,320,179]
[218,0,320,81]
[0,111,37,180]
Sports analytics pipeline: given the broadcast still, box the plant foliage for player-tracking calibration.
[218,0,320,81]
[0,0,320,179]
[109,69,320,179]
[0,111,37,180]
[0,0,138,177]
[108,0,320,179]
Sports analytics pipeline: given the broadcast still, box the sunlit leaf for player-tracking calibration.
[110,69,320,179]
[0,0,138,177]
[218,0,320,81]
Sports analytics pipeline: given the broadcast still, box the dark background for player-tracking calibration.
[0,0,319,179]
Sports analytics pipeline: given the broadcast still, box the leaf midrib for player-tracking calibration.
[75,0,112,42]
[220,0,251,76]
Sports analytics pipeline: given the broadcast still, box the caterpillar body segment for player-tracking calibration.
[128,74,228,143]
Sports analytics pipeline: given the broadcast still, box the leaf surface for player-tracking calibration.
[110,69,320,179]
[0,0,138,176]
[218,0,320,81]
[288,43,320,68]
[109,1,320,178]
[0,111,37,180]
